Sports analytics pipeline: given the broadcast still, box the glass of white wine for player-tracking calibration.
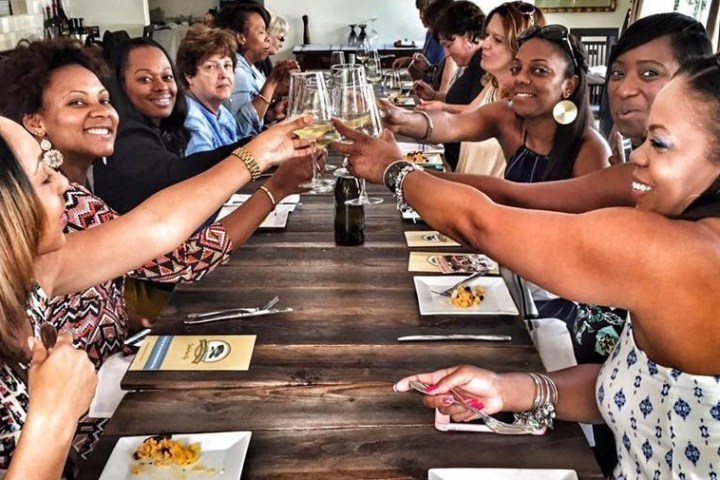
[287,71,336,194]
[365,51,382,85]
[329,64,369,177]
[331,84,383,206]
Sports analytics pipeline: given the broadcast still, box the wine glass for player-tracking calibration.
[367,18,379,48]
[382,70,403,98]
[365,50,382,85]
[330,64,368,177]
[332,84,383,206]
[287,71,336,194]
[330,50,345,67]
[355,41,370,66]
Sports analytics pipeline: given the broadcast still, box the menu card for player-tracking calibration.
[408,252,499,274]
[128,335,256,371]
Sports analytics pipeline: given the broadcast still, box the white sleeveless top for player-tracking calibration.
[597,320,720,479]
[456,84,506,176]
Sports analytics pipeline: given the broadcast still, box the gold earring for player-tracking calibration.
[39,138,64,169]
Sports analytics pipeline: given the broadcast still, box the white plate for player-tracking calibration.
[99,431,251,480]
[397,142,445,155]
[216,206,290,228]
[414,276,519,315]
[429,469,578,480]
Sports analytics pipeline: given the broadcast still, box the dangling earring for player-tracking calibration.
[39,137,64,169]
[101,157,107,166]
[552,92,577,125]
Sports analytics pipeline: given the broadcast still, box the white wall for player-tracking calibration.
[544,0,631,29]
[71,0,149,36]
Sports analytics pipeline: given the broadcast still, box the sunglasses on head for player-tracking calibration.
[516,24,577,70]
[507,1,536,27]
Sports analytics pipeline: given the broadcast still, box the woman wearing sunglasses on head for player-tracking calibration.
[382,24,610,180]
[340,53,720,480]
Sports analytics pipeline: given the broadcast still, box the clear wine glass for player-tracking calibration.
[332,84,383,206]
[287,71,336,194]
[329,64,369,177]
[330,50,345,67]
[382,70,403,98]
[365,50,382,85]
[368,18,379,48]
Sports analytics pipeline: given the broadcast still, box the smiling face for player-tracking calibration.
[439,33,480,67]
[27,65,118,166]
[509,37,576,119]
[481,15,514,78]
[123,46,177,124]
[0,118,70,254]
[630,78,720,216]
[608,36,680,147]
[186,53,235,114]
[239,12,270,63]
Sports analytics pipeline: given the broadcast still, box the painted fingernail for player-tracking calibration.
[425,384,439,393]
[441,395,455,406]
[467,399,485,410]
[392,383,399,392]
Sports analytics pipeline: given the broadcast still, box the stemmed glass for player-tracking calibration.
[382,70,403,98]
[330,50,345,67]
[287,71,336,194]
[367,18,379,48]
[330,64,368,178]
[332,84,383,206]
[365,50,382,85]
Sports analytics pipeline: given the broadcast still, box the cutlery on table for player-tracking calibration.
[186,296,279,320]
[431,272,485,297]
[408,380,539,435]
[397,334,511,342]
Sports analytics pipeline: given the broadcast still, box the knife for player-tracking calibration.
[184,308,294,325]
[397,334,511,342]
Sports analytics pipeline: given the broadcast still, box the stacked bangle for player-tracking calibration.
[513,373,558,430]
[415,110,434,141]
[231,147,262,181]
[382,160,423,210]
[258,185,276,208]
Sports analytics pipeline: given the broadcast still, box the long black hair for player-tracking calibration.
[103,37,190,155]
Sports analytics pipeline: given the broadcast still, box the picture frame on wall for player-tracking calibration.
[535,0,617,13]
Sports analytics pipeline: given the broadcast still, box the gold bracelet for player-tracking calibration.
[257,93,271,105]
[416,110,434,141]
[258,185,276,208]
[231,147,262,181]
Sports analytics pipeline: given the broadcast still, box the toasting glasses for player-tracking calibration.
[331,84,383,206]
[330,64,368,178]
[287,71,336,194]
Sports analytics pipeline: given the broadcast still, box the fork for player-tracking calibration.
[408,381,538,435]
[431,272,485,297]
[186,296,279,319]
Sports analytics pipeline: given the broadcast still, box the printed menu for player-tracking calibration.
[128,335,256,371]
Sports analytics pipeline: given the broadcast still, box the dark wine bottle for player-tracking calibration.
[334,175,365,246]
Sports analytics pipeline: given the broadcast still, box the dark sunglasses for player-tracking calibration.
[507,1,536,26]
[277,35,286,42]
[516,24,577,70]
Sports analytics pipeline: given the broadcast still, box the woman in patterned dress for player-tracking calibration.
[342,54,720,479]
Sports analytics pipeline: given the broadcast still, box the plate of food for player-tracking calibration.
[403,150,443,166]
[386,93,416,107]
[99,431,251,479]
[414,276,518,315]
[429,469,578,480]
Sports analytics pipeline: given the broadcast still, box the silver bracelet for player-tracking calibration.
[394,164,423,210]
[514,373,558,430]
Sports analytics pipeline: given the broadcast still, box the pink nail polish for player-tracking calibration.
[425,384,439,393]
[468,399,485,410]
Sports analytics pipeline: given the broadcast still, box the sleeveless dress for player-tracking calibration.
[597,320,720,479]
[503,143,548,183]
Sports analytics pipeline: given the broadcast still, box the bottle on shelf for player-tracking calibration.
[347,24,357,47]
[77,17,87,43]
[302,14,310,45]
[334,175,365,246]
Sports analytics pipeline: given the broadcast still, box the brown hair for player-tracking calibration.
[176,24,238,89]
[0,133,44,363]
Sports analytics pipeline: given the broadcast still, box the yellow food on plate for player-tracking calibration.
[450,285,486,308]
[132,434,201,473]
[404,150,427,163]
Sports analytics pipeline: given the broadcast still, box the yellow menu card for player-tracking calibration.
[408,252,500,274]
[128,335,256,371]
[404,231,461,248]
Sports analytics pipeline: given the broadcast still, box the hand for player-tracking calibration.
[27,335,97,423]
[392,57,412,70]
[377,99,412,133]
[264,150,324,197]
[416,99,447,112]
[269,60,300,83]
[411,81,435,101]
[394,365,505,423]
[608,126,626,165]
[243,115,314,170]
[330,119,402,184]
[408,53,431,81]
[265,99,288,124]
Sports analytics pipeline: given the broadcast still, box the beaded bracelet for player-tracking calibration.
[513,373,558,430]
[393,164,423,210]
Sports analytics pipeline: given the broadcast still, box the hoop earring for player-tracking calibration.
[39,138,64,169]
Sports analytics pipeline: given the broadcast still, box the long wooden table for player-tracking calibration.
[79,184,603,479]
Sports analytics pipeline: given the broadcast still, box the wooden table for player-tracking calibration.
[79,184,603,479]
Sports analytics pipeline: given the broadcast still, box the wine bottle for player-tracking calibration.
[334,175,365,246]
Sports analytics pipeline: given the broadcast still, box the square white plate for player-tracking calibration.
[226,193,300,205]
[414,276,519,315]
[216,206,289,228]
[401,207,422,222]
[429,469,578,480]
[397,142,445,155]
[99,431,251,480]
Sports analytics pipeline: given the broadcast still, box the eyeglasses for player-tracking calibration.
[507,1,536,27]
[277,35,286,42]
[516,24,577,70]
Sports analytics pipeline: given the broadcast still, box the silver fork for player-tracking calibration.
[431,272,485,297]
[186,296,279,319]
[408,381,537,435]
